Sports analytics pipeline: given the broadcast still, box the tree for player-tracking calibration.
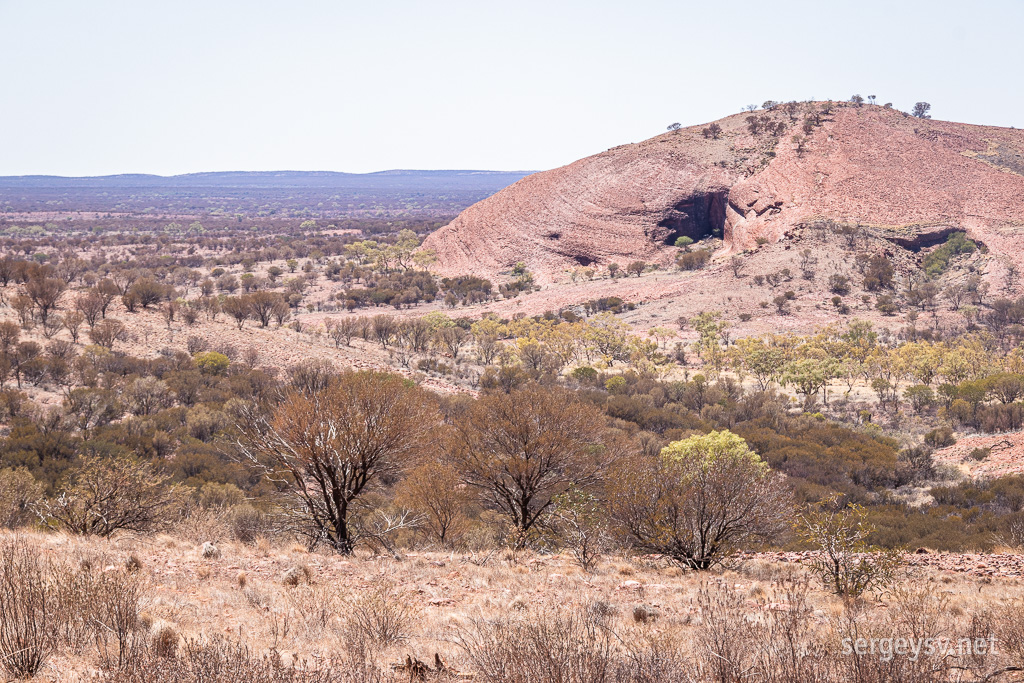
[247,291,284,328]
[436,325,468,360]
[798,494,901,596]
[912,102,931,119]
[548,487,609,571]
[626,261,646,277]
[701,123,722,139]
[62,311,85,343]
[782,357,838,407]
[88,319,127,350]
[372,314,398,348]
[24,277,66,326]
[222,296,250,329]
[691,311,728,372]
[397,461,470,547]
[126,277,166,309]
[850,94,864,107]
[451,384,611,546]
[95,279,120,318]
[40,454,179,536]
[0,257,16,287]
[238,371,439,553]
[161,300,179,329]
[610,430,791,570]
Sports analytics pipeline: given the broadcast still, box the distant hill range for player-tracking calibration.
[0,170,534,218]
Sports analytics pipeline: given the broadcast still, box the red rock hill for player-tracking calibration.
[424,104,1024,283]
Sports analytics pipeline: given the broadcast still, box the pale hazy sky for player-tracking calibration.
[1,0,1021,176]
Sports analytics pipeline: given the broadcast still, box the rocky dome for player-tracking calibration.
[424,104,1024,283]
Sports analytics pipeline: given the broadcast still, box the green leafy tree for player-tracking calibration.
[611,430,791,569]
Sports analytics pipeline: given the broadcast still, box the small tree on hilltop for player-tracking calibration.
[610,430,791,570]
[912,101,932,119]
[701,123,722,139]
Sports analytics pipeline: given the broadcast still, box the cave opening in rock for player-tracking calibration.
[658,190,728,245]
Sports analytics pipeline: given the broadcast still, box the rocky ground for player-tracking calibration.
[15,527,1024,680]
[933,432,1024,479]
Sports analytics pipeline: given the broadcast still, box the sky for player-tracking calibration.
[1,0,1021,176]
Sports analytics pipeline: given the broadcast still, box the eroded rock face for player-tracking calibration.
[426,105,1024,282]
[423,114,750,283]
[724,107,1024,252]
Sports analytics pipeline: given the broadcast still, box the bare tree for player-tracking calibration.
[912,102,931,119]
[88,319,127,350]
[237,371,439,553]
[39,454,179,536]
[450,384,612,546]
[25,277,66,326]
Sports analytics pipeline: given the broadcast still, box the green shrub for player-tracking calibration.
[677,249,712,271]
[924,426,956,448]
[571,366,598,383]
[193,351,230,376]
[923,232,976,277]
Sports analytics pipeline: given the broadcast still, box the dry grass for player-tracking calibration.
[5,529,1024,681]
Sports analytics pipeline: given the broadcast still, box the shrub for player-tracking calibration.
[454,605,617,683]
[0,537,54,678]
[923,231,976,277]
[0,467,43,529]
[676,249,712,271]
[347,580,414,645]
[104,636,376,682]
[863,255,894,291]
[548,487,609,571]
[924,426,956,448]
[828,273,850,295]
[798,494,902,596]
[193,351,230,375]
[570,366,598,383]
[40,454,180,537]
[701,123,722,139]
